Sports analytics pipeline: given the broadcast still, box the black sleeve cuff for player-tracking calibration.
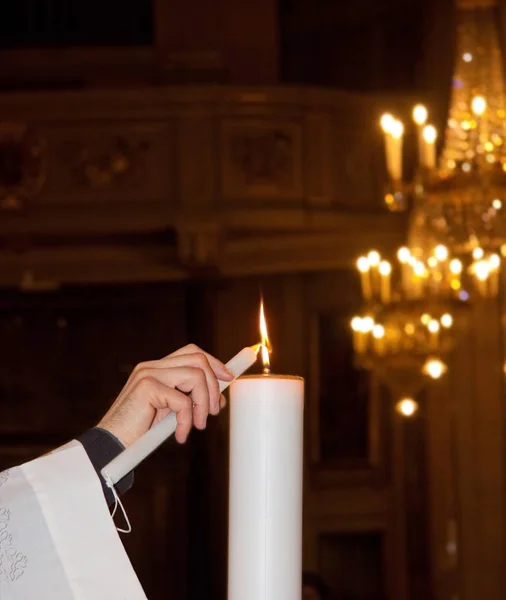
[77,427,134,506]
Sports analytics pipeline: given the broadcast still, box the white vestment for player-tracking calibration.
[0,440,147,599]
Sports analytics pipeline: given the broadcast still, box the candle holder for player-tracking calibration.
[351,296,468,382]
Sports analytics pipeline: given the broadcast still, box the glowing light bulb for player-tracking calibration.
[367,250,381,267]
[362,317,374,332]
[414,262,425,276]
[412,104,428,126]
[472,247,484,260]
[471,96,487,116]
[351,316,363,332]
[489,253,501,269]
[474,260,490,281]
[421,313,431,325]
[422,358,448,380]
[390,120,404,139]
[404,323,415,335]
[493,199,503,210]
[434,245,448,261]
[463,52,473,62]
[428,319,440,333]
[380,113,395,133]
[440,314,453,328]
[449,259,463,274]
[372,324,385,339]
[428,256,438,268]
[423,124,437,144]
[379,260,392,276]
[396,397,419,417]
[397,247,410,263]
[356,256,370,272]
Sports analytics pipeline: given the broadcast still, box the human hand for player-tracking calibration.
[98,344,234,447]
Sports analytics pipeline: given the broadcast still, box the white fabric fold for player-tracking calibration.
[0,440,147,599]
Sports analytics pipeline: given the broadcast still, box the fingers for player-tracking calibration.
[139,378,193,442]
[168,344,234,382]
[102,345,231,448]
[131,366,210,429]
[130,346,232,415]
[134,377,195,443]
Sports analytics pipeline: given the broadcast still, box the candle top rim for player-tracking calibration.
[235,374,304,382]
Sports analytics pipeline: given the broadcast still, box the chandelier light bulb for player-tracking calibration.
[413,104,428,126]
[472,247,485,260]
[379,260,392,275]
[351,316,363,332]
[492,199,503,210]
[489,253,501,269]
[449,258,463,274]
[471,95,487,116]
[397,247,410,263]
[474,260,490,281]
[372,324,385,339]
[429,257,438,269]
[422,358,448,380]
[428,319,440,333]
[390,119,404,139]
[396,397,419,417]
[421,313,431,325]
[404,323,415,335]
[362,316,374,332]
[367,250,381,267]
[434,245,449,261]
[423,124,437,144]
[414,261,425,276]
[380,113,395,134]
[440,313,453,328]
[356,256,370,272]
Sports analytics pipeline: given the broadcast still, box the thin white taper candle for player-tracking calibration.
[101,346,259,486]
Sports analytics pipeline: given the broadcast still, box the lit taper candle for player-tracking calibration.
[102,344,260,486]
[228,301,304,600]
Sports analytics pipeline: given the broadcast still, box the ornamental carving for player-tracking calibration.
[231,130,294,188]
[62,137,149,188]
[0,123,45,211]
[222,121,302,200]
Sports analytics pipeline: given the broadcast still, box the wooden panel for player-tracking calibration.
[0,283,187,434]
[318,531,387,599]
[36,121,175,208]
[305,270,390,486]
[220,118,303,205]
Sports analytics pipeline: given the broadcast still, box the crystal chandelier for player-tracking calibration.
[350,0,506,396]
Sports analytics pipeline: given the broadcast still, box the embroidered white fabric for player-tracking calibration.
[0,440,147,599]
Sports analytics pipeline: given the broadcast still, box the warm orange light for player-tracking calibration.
[259,300,271,372]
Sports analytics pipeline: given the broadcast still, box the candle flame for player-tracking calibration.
[259,299,271,373]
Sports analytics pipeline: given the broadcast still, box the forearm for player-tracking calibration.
[77,427,134,506]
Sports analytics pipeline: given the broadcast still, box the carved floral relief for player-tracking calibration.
[0,123,45,211]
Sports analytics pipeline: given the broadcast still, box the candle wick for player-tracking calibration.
[263,366,271,375]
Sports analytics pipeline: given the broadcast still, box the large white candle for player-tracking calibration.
[228,373,304,600]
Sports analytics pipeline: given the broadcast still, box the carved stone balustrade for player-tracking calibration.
[0,85,406,285]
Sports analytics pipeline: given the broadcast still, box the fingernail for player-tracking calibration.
[219,365,234,379]
[220,394,227,409]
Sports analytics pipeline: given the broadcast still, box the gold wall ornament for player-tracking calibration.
[62,137,149,188]
[0,122,45,210]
